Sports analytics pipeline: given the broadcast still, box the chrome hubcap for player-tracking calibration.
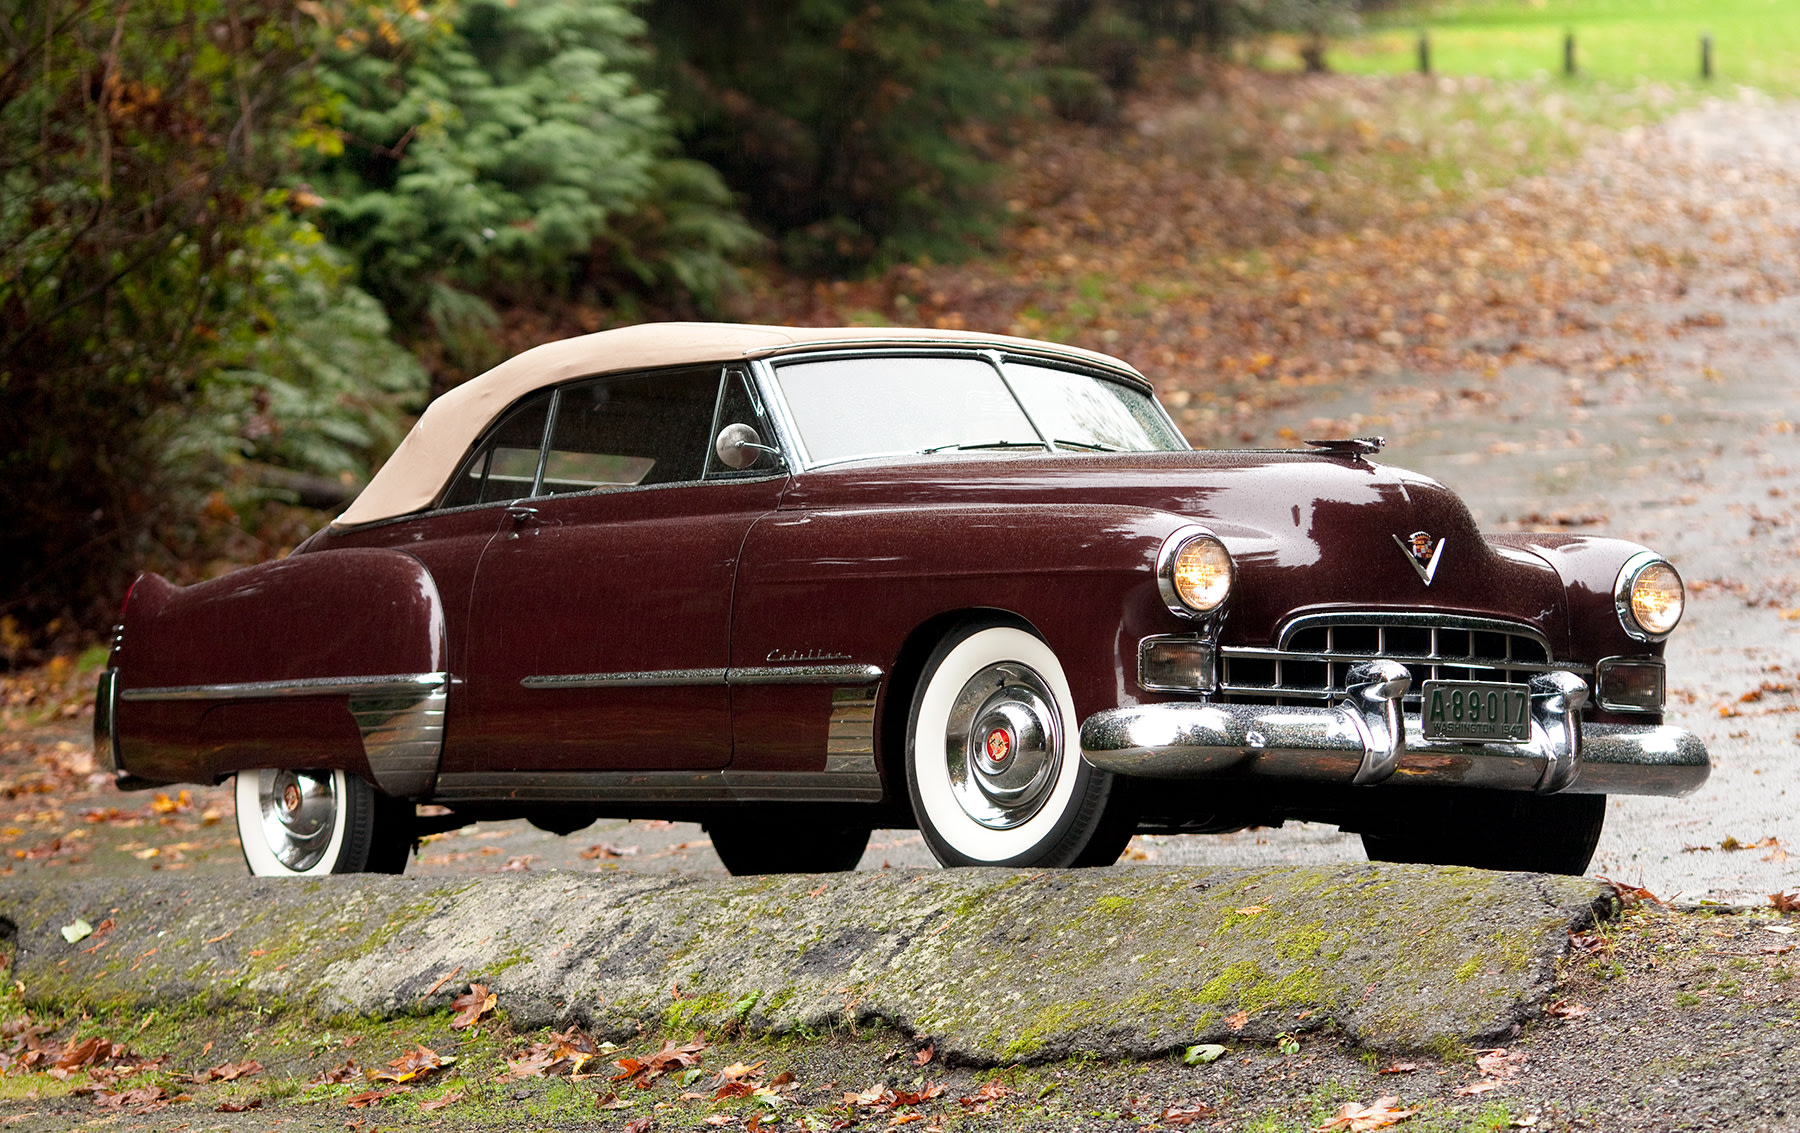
[257,769,336,871]
[944,662,1062,829]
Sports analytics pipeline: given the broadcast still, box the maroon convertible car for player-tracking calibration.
[94,323,1707,877]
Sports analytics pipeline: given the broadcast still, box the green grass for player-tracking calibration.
[1336,0,1800,96]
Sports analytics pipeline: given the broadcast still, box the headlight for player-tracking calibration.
[1157,527,1234,616]
[1614,553,1684,641]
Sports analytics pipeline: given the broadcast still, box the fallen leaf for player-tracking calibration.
[1764,925,1796,936]
[1455,1080,1501,1097]
[1544,1001,1590,1020]
[420,1089,465,1111]
[1226,1011,1249,1031]
[1161,1103,1215,1126]
[1235,905,1268,916]
[624,1118,654,1133]
[1771,891,1800,913]
[59,919,92,944]
[449,983,496,1030]
[596,1090,631,1109]
[1376,1061,1418,1074]
[580,842,639,859]
[1315,1095,1419,1131]
[913,1043,933,1066]
[345,1085,410,1108]
[309,1059,359,1085]
[1474,1048,1527,1078]
[1183,1043,1226,1065]
[892,1083,946,1106]
[205,1059,263,1081]
[366,1044,451,1084]
[214,1097,263,1113]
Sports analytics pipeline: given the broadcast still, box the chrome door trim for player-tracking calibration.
[520,663,882,689]
[522,668,730,689]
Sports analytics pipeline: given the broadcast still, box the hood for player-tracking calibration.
[783,450,1569,652]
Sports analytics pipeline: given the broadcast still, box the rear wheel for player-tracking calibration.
[706,817,871,875]
[235,769,413,876]
[1359,792,1605,876]
[906,623,1134,868]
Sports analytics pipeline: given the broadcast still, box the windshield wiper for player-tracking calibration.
[1050,439,1123,452]
[918,440,1049,454]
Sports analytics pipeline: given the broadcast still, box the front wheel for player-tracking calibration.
[906,623,1134,868]
[1359,791,1605,876]
[235,769,413,876]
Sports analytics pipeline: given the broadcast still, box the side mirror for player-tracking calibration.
[715,423,780,470]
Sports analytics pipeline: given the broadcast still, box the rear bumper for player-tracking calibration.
[1079,661,1709,797]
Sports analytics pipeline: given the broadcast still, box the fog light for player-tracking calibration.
[1596,658,1665,712]
[1139,637,1217,693]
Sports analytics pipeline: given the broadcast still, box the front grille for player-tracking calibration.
[1218,613,1588,707]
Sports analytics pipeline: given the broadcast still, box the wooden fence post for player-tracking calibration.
[1701,33,1714,80]
[1563,31,1577,76]
[1418,31,1431,75]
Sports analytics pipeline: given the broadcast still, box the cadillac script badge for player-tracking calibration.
[1395,530,1445,586]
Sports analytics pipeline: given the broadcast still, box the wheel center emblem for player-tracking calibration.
[984,728,1012,764]
[282,783,302,813]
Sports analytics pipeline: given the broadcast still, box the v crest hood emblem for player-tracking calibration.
[1395,531,1445,586]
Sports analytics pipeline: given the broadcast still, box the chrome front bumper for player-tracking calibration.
[1080,661,1709,797]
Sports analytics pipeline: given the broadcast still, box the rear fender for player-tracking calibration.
[111,549,448,797]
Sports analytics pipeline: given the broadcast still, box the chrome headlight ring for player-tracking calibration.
[1156,525,1235,619]
[1614,551,1685,642]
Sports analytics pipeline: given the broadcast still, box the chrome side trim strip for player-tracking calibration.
[430,769,883,805]
[520,664,883,689]
[730,664,884,686]
[118,672,450,800]
[120,672,447,701]
[522,669,729,689]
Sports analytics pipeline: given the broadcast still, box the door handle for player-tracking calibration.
[506,506,539,524]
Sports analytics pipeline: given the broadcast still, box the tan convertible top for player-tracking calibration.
[333,322,1144,528]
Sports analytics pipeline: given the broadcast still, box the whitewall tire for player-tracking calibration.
[235,769,411,876]
[906,623,1126,867]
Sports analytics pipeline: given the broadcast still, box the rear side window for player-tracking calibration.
[439,391,553,508]
[437,365,727,507]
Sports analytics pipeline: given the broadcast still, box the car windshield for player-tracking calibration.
[771,354,1186,466]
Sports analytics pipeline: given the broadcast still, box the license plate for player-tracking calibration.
[1421,680,1531,743]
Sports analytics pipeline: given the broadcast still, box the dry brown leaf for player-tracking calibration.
[1545,1001,1590,1020]
[449,983,496,1030]
[1771,891,1800,913]
[204,1058,262,1081]
[1315,1095,1419,1131]
[366,1044,450,1084]
[420,1089,466,1111]
[309,1058,359,1085]
[1161,1102,1215,1126]
[1226,1010,1250,1031]
[1376,1061,1418,1075]
[913,1042,934,1065]
[345,1085,410,1108]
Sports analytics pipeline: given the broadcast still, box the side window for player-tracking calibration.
[540,365,721,494]
[439,391,553,508]
[705,368,783,478]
